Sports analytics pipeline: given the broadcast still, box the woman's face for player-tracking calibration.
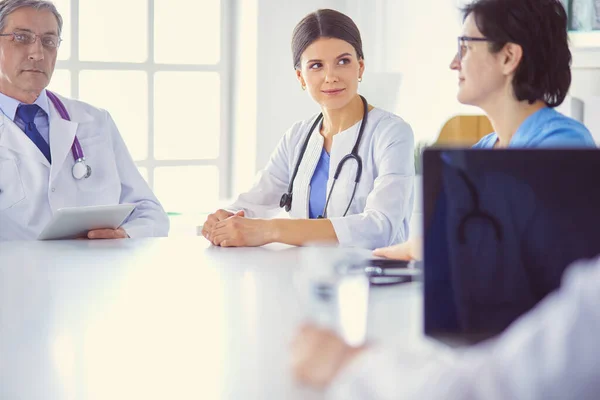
[450,13,506,108]
[296,37,364,110]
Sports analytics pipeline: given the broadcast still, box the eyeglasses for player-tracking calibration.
[457,36,490,62]
[0,31,62,49]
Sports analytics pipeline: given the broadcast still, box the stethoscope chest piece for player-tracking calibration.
[280,192,292,212]
[72,159,91,180]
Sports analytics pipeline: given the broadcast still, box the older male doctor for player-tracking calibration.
[0,0,169,240]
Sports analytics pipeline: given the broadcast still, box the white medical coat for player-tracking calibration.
[228,108,415,249]
[0,92,169,240]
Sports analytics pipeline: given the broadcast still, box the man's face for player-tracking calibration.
[0,7,59,103]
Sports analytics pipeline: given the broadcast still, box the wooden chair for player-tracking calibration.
[435,115,494,147]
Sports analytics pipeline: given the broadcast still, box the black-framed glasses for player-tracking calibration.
[0,31,62,49]
[457,36,490,62]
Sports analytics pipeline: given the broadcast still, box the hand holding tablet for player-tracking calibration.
[37,204,136,240]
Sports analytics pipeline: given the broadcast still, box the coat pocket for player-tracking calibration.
[0,159,25,211]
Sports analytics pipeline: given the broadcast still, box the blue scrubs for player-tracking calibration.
[308,148,330,219]
[474,107,595,148]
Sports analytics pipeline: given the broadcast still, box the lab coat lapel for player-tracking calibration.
[327,125,360,215]
[291,128,323,218]
[0,114,50,167]
[48,108,78,183]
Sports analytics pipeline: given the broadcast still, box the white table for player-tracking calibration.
[0,237,423,399]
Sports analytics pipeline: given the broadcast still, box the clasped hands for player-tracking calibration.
[201,209,274,247]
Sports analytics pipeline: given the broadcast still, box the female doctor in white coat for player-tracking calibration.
[0,0,169,240]
[202,9,414,250]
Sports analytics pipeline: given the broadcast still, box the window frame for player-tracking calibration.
[53,0,233,211]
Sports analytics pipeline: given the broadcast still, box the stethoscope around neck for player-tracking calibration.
[279,95,368,218]
[46,91,92,180]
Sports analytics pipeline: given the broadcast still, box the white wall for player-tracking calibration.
[570,65,600,143]
[383,0,485,145]
[570,48,600,108]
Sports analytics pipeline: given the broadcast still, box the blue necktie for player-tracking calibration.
[17,104,51,163]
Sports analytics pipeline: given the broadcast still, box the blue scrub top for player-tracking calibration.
[474,107,595,148]
[308,148,330,219]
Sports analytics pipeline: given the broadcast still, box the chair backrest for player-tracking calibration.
[409,115,493,239]
[435,115,493,147]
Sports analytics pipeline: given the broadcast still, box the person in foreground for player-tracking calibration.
[373,0,595,259]
[292,254,600,399]
[0,0,169,241]
[201,9,414,250]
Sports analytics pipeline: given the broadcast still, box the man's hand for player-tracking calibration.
[87,227,128,239]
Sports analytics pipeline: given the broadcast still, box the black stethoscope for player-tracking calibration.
[440,152,503,244]
[279,95,368,218]
[363,258,422,286]
[334,258,422,287]
[455,169,503,244]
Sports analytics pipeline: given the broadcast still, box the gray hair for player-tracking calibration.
[0,0,63,37]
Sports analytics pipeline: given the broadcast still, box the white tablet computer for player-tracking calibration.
[38,204,136,240]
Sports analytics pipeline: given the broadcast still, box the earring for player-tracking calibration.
[301,84,306,91]
[358,77,363,83]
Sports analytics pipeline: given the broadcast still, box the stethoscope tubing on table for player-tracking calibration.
[364,258,422,286]
[337,258,422,286]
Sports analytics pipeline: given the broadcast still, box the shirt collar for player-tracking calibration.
[0,89,50,121]
[509,107,551,147]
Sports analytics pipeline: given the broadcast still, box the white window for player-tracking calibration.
[48,0,231,215]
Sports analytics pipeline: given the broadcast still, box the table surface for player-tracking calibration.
[0,237,424,400]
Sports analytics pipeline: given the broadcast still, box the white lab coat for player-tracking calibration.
[327,257,600,400]
[0,92,169,240]
[228,108,415,249]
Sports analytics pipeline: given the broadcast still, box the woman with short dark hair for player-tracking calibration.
[374,0,596,260]
[201,9,415,250]
[454,0,594,148]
